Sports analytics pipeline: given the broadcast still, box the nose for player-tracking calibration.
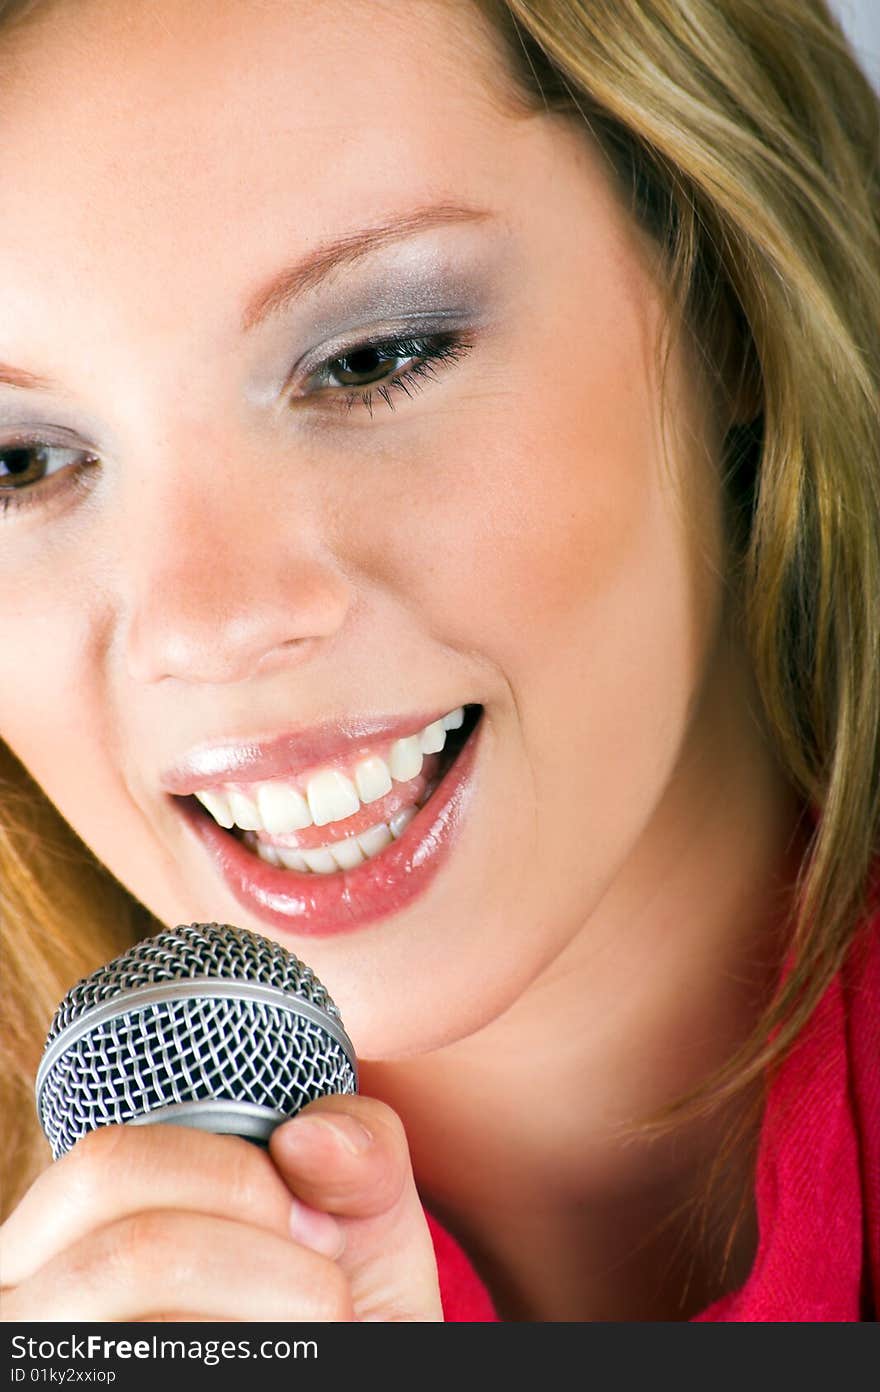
[119,448,352,687]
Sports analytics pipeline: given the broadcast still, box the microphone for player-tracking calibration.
[35,921,358,1159]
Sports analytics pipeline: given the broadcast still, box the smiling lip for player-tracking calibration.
[160,709,454,795]
[178,709,484,936]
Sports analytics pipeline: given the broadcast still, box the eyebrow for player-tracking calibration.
[241,201,493,333]
[0,201,494,393]
[0,363,57,393]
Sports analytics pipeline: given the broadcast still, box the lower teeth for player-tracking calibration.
[244,783,437,875]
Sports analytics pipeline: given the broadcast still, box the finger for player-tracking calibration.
[0,1209,352,1322]
[269,1095,443,1321]
[0,1122,335,1287]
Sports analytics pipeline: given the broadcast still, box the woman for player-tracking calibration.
[0,0,877,1321]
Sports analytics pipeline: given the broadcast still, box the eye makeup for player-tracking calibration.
[0,226,515,489]
[259,229,512,401]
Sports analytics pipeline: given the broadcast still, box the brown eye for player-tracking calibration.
[330,346,406,388]
[0,444,52,489]
[0,441,98,517]
[296,330,474,417]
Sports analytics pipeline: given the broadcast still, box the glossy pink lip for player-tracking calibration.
[178,708,483,937]
[161,708,460,794]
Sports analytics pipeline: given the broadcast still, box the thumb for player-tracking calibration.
[268,1094,443,1322]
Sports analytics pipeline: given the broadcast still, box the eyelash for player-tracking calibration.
[0,329,474,519]
[299,329,473,417]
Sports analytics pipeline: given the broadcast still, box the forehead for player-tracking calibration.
[0,0,518,337]
[0,0,511,202]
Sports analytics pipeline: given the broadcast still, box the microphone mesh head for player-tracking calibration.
[36,923,357,1160]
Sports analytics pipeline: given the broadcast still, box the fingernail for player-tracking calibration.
[288,1196,345,1258]
[286,1113,374,1156]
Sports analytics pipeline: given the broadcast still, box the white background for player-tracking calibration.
[828,0,880,88]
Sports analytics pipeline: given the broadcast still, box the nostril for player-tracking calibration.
[123,551,352,687]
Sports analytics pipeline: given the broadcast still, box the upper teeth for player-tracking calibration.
[193,706,465,834]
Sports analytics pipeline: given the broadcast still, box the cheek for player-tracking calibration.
[0,568,127,844]
[328,302,724,920]
[0,597,86,773]
[334,316,716,727]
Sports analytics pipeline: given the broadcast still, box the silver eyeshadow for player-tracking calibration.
[252,231,512,401]
[0,230,513,427]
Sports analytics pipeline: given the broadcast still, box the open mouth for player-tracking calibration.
[182,703,484,878]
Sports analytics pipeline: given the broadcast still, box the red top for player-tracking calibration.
[425,882,880,1322]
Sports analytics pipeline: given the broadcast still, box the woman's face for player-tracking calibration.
[0,0,735,1057]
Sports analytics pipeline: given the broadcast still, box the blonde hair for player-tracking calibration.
[2,0,879,1224]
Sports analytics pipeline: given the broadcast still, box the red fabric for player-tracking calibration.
[694,908,879,1321]
[426,892,880,1322]
[425,1208,500,1322]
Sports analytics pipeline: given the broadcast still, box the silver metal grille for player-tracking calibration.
[45,922,340,1041]
[36,923,357,1159]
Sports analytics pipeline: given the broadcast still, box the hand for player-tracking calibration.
[0,1095,443,1321]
